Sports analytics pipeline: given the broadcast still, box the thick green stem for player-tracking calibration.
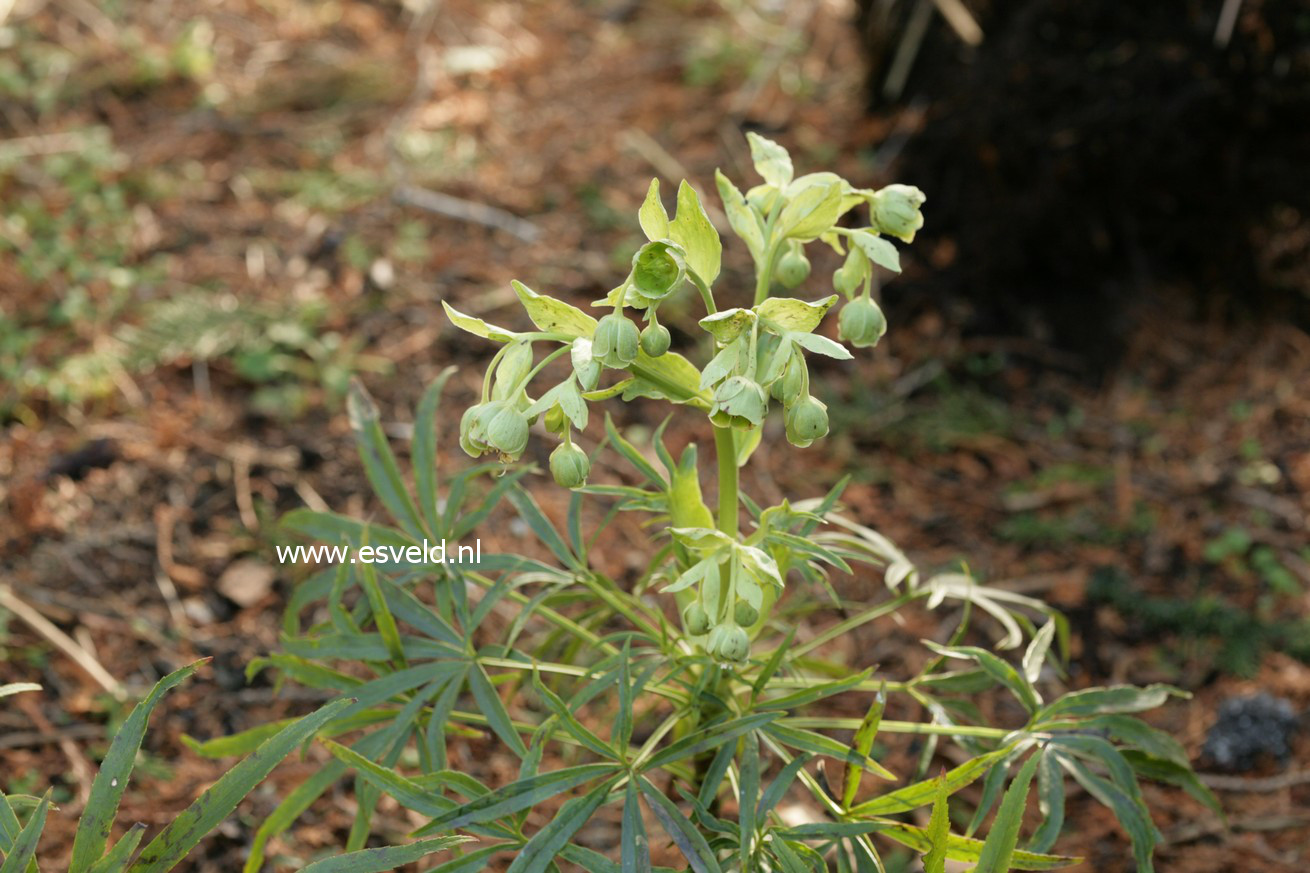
[713,426,738,536]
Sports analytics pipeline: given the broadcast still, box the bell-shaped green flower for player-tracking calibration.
[708,622,750,662]
[733,600,759,626]
[549,442,590,488]
[640,322,671,357]
[785,395,829,448]
[459,404,490,457]
[711,375,768,430]
[838,297,887,349]
[482,401,529,460]
[682,602,712,636]
[776,245,811,290]
[631,240,687,302]
[869,184,925,243]
[591,312,640,369]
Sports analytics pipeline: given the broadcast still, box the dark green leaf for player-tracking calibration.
[739,731,760,870]
[1039,684,1185,720]
[127,698,353,873]
[468,663,528,758]
[86,823,146,873]
[299,836,475,873]
[0,791,48,873]
[765,723,894,780]
[758,753,811,820]
[1028,749,1065,854]
[71,661,202,873]
[643,713,779,773]
[1120,751,1222,817]
[348,379,426,539]
[923,643,1040,714]
[622,781,653,873]
[638,776,722,873]
[413,764,621,834]
[414,367,457,536]
[506,778,616,873]
[757,670,872,712]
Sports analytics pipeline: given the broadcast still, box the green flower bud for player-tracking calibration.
[631,241,686,302]
[785,395,829,448]
[711,375,768,430]
[591,312,640,369]
[544,404,568,435]
[734,601,759,626]
[776,246,811,290]
[682,602,712,636]
[708,622,750,662]
[869,184,925,243]
[459,404,489,457]
[483,402,529,460]
[549,442,590,488]
[640,322,671,357]
[838,298,887,349]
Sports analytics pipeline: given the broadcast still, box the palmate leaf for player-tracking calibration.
[506,777,618,873]
[70,660,204,873]
[638,776,723,873]
[125,698,353,873]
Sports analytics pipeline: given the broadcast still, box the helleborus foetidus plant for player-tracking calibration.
[246,134,1218,872]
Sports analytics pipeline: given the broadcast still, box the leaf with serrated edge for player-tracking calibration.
[127,698,353,873]
[975,754,1040,873]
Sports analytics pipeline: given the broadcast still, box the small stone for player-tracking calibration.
[217,558,276,608]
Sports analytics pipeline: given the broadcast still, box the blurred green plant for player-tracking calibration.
[241,135,1216,871]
